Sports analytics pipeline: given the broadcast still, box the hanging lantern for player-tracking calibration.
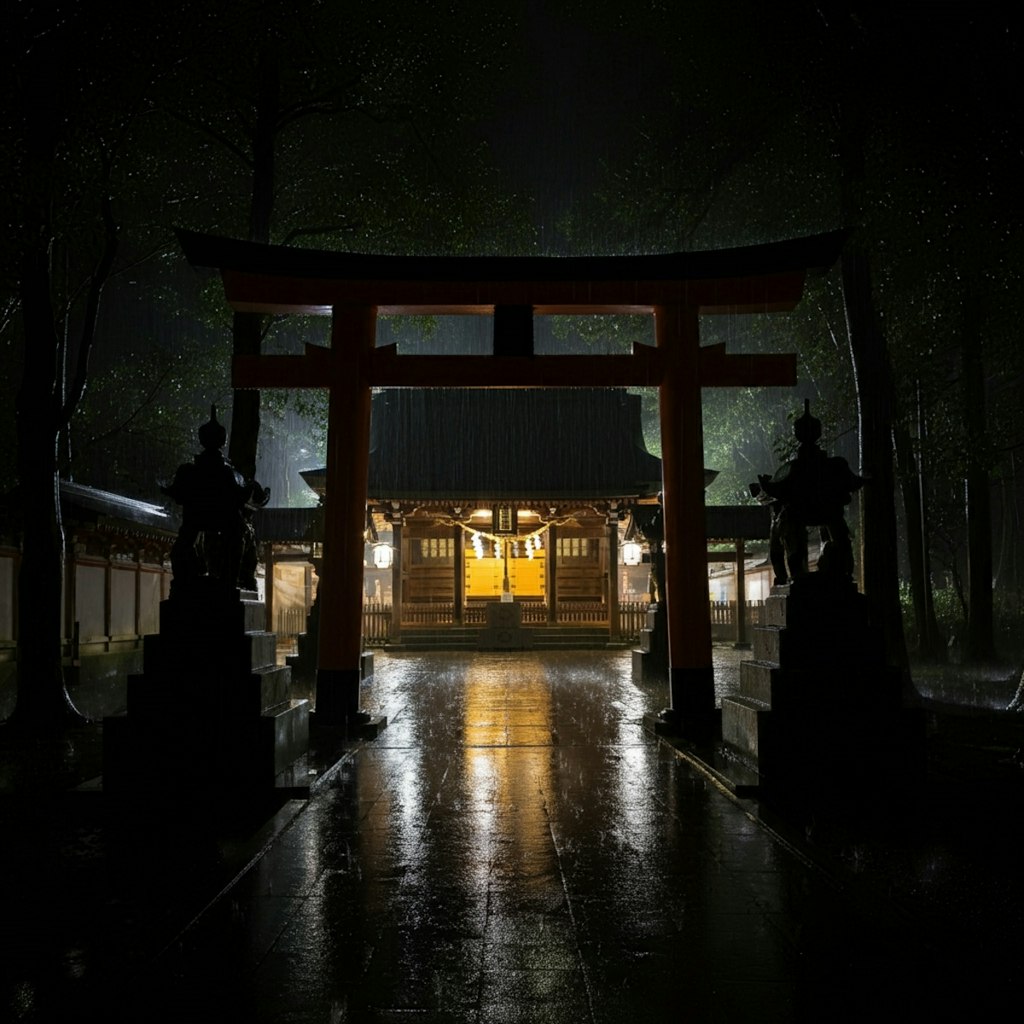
[621,509,644,567]
[372,543,394,570]
[622,540,643,567]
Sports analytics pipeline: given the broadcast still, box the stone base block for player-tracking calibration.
[358,714,388,740]
[632,645,667,683]
[263,699,311,778]
[720,695,769,761]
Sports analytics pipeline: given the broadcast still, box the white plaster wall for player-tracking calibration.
[139,570,161,635]
[110,568,136,637]
[76,565,106,640]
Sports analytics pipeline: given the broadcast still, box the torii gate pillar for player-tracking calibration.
[312,305,376,730]
[656,304,715,727]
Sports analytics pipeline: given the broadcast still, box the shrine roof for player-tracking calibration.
[367,389,662,501]
[58,481,177,535]
[298,389,663,502]
[177,229,846,314]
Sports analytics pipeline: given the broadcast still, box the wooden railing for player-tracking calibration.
[275,606,308,638]
[362,600,392,645]
[355,598,748,647]
[357,598,652,645]
[618,600,649,643]
[710,599,765,632]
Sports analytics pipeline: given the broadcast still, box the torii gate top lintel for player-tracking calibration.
[177,228,846,316]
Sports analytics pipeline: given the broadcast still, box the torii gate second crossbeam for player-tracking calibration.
[178,229,844,735]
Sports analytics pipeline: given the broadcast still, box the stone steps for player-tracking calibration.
[388,626,616,651]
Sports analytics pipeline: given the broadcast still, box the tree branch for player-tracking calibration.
[281,220,362,245]
[161,105,253,168]
[60,156,118,426]
[78,362,175,451]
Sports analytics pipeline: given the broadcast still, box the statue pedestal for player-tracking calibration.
[104,580,309,797]
[721,576,923,801]
[632,602,668,682]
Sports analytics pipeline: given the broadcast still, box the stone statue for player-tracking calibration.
[750,401,864,586]
[162,406,270,591]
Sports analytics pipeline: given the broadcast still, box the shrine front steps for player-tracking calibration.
[385,626,626,652]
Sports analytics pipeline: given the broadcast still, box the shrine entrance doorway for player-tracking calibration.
[179,229,843,734]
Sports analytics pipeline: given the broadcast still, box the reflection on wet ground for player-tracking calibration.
[910,661,1020,708]
[3,648,1022,1022]
[110,650,1015,1022]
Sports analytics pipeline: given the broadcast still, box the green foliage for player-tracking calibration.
[69,336,231,497]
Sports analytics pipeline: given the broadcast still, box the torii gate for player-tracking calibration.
[178,229,844,734]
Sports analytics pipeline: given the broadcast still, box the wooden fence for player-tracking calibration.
[362,601,392,645]
[289,599,718,648]
[355,599,652,645]
[710,599,765,633]
[275,606,308,638]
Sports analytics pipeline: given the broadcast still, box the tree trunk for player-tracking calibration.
[894,415,944,661]
[227,312,264,481]
[228,46,279,480]
[11,249,85,727]
[840,243,912,691]
[961,312,995,662]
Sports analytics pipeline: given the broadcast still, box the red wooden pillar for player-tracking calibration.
[315,304,377,729]
[453,525,465,625]
[655,304,715,728]
[734,538,748,647]
[607,510,621,641]
[389,518,403,641]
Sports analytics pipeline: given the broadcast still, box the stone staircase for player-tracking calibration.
[105,582,309,795]
[386,625,621,652]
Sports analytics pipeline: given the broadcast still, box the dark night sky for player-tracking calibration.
[483,3,674,250]
[479,2,1022,253]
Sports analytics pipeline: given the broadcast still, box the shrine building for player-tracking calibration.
[301,387,667,647]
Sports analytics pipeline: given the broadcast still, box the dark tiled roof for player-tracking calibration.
[364,389,662,501]
[59,480,177,534]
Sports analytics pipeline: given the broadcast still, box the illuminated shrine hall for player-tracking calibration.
[300,388,667,644]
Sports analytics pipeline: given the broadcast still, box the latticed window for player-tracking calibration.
[556,537,594,559]
[415,537,455,561]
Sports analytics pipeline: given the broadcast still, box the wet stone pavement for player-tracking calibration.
[4,648,1020,1023]
[96,649,1005,1024]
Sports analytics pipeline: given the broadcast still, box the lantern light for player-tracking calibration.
[372,543,394,570]
[622,540,643,567]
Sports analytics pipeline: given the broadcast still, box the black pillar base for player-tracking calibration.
[662,665,719,740]
[314,668,361,733]
[669,665,715,714]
